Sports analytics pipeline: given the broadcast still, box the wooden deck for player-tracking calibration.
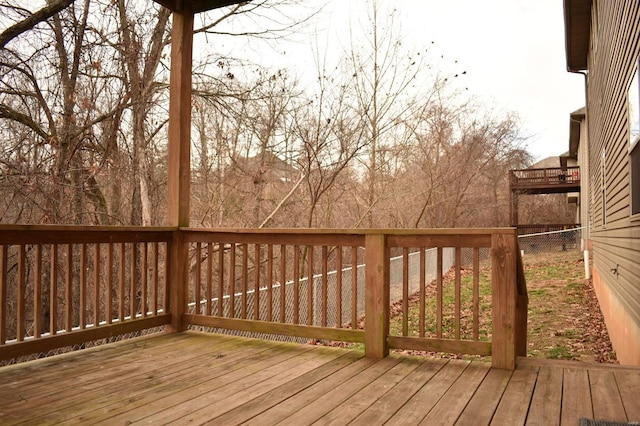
[1,332,638,425]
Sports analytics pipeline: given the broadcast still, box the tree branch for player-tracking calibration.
[0,0,75,49]
[0,104,49,140]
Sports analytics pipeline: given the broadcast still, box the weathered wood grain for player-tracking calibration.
[0,330,636,426]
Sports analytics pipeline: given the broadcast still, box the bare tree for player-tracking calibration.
[345,0,434,227]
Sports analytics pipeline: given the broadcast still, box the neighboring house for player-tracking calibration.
[564,0,640,364]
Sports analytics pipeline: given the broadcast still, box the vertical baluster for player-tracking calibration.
[17,245,26,341]
[142,243,148,317]
[229,243,236,319]
[473,247,480,340]
[241,244,248,319]
[279,244,286,323]
[195,243,202,315]
[94,244,101,326]
[351,246,358,329]
[34,245,42,338]
[50,244,58,335]
[163,242,169,314]
[402,247,409,336]
[206,243,213,316]
[130,243,137,319]
[66,244,72,332]
[267,244,273,322]
[455,247,461,340]
[321,246,328,327]
[419,248,426,337]
[218,242,224,317]
[254,244,260,320]
[152,242,158,315]
[80,243,87,328]
[436,247,442,338]
[119,243,125,322]
[336,246,342,328]
[293,245,300,325]
[107,243,113,324]
[307,245,314,326]
[0,245,6,344]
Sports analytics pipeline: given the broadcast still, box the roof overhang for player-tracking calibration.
[563,0,591,72]
[153,0,247,14]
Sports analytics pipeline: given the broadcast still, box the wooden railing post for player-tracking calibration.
[364,233,389,359]
[491,231,518,370]
[168,230,187,333]
[515,247,528,358]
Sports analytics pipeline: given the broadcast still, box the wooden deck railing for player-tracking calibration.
[0,226,173,361]
[0,226,527,369]
[180,229,366,344]
[509,166,580,188]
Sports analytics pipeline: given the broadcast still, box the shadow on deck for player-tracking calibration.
[1,332,638,425]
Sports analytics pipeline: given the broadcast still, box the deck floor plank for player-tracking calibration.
[273,355,403,426]
[0,333,639,426]
[175,346,354,425]
[208,350,364,425]
[615,369,640,421]
[91,341,319,425]
[525,365,563,426]
[242,357,378,426]
[385,359,469,425]
[349,357,448,426]
[589,369,628,422]
[0,332,193,395]
[456,367,513,426]
[420,361,491,425]
[490,366,539,425]
[560,368,593,426]
[3,334,272,425]
[314,355,425,425]
[0,333,249,414]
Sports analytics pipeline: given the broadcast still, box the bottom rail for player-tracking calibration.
[184,314,365,343]
[0,314,171,361]
[387,335,492,356]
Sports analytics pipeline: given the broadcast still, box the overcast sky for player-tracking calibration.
[19,0,585,163]
[231,0,586,163]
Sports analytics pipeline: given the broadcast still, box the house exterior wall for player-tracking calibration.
[577,116,590,243]
[584,0,640,364]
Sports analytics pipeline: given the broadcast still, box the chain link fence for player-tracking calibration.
[189,247,465,342]
[517,227,584,255]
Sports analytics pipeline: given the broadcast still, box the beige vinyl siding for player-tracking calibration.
[578,119,590,239]
[587,0,640,328]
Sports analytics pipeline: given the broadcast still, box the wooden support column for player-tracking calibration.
[167,8,193,228]
[168,230,187,332]
[491,231,518,370]
[364,234,389,359]
[166,8,193,332]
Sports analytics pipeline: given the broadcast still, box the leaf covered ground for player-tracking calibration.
[520,251,616,363]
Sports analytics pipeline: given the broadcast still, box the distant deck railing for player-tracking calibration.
[509,166,580,189]
[0,226,527,370]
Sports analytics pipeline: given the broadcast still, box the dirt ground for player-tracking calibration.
[521,250,617,363]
